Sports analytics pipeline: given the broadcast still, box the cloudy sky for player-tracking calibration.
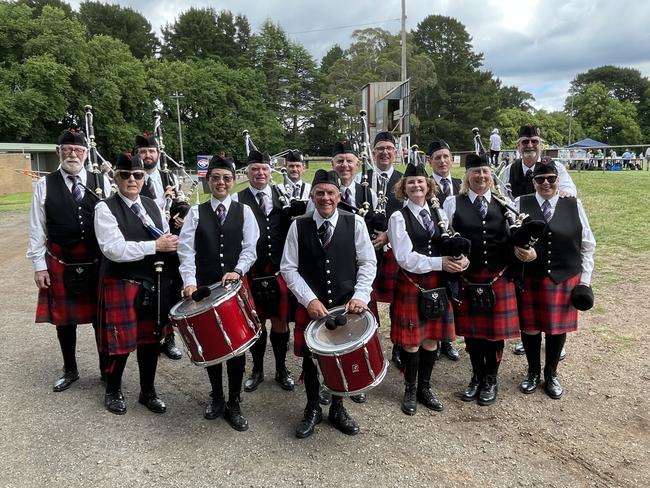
[68,0,650,111]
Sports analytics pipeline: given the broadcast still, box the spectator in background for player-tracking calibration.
[489,129,501,166]
[621,149,633,170]
[595,149,604,169]
[645,146,650,171]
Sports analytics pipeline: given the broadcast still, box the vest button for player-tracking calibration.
[325,259,330,264]
[484,260,488,265]
[482,220,486,225]
[267,244,272,248]
[547,269,551,274]
[327,290,332,294]
[220,243,224,247]
[482,230,486,234]
[219,253,224,258]
[328,299,333,304]
[547,260,551,264]
[327,280,331,285]
[483,250,487,254]
[483,240,486,245]
[266,226,270,231]
[548,250,551,255]
[548,231,552,236]
[326,270,331,274]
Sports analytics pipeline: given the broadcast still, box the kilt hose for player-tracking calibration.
[519,273,581,334]
[390,269,455,347]
[454,268,520,341]
[97,277,169,356]
[35,241,98,326]
[374,247,399,303]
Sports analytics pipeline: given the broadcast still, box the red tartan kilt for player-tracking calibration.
[293,306,311,357]
[453,268,520,340]
[390,270,455,347]
[374,247,399,303]
[276,273,295,323]
[247,262,288,323]
[519,274,580,334]
[35,241,98,326]
[98,277,168,355]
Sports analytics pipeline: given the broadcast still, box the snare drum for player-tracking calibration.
[169,281,261,367]
[305,306,388,396]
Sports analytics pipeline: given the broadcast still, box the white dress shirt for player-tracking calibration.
[514,193,596,284]
[502,160,577,197]
[442,189,494,221]
[231,185,273,215]
[27,168,111,272]
[146,166,179,210]
[283,179,312,200]
[387,200,447,274]
[177,195,260,288]
[432,173,455,196]
[341,180,378,209]
[280,209,377,308]
[94,192,169,263]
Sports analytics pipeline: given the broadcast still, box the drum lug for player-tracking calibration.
[183,317,206,363]
[363,347,376,381]
[213,309,234,351]
[236,292,258,331]
[334,354,349,392]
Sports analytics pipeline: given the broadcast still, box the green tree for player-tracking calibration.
[0,2,34,64]
[495,83,534,112]
[571,66,649,104]
[16,0,74,17]
[78,1,159,59]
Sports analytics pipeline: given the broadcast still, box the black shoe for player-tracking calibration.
[224,398,249,431]
[513,341,526,355]
[559,347,567,361]
[204,394,225,420]
[350,393,367,404]
[275,368,295,391]
[104,390,126,415]
[461,374,481,402]
[440,341,460,361]
[318,385,332,406]
[401,383,417,416]
[53,369,79,392]
[328,404,359,436]
[544,374,563,399]
[244,370,264,392]
[417,384,443,411]
[295,405,323,439]
[138,390,166,414]
[391,345,403,369]
[520,370,541,394]
[161,335,182,360]
[478,375,498,406]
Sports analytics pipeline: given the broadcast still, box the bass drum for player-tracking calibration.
[305,306,388,396]
[169,281,261,367]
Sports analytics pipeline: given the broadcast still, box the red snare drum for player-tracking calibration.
[169,281,261,367]
[305,306,388,396]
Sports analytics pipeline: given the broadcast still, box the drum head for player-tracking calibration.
[170,281,241,318]
[305,305,376,355]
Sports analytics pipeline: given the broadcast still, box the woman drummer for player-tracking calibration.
[443,153,536,406]
[515,161,595,399]
[387,163,469,415]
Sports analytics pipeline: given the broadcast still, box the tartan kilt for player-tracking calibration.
[35,241,98,326]
[276,273,296,323]
[97,277,169,355]
[454,268,520,340]
[248,262,284,323]
[374,247,399,303]
[390,270,455,347]
[293,305,312,358]
[518,274,581,334]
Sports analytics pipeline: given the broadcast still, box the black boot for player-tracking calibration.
[478,340,502,406]
[520,332,542,394]
[544,333,566,399]
[104,354,128,415]
[400,349,418,415]
[401,383,417,416]
[205,364,225,419]
[224,395,249,431]
[271,330,294,390]
[478,375,498,406]
[295,402,323,438]
[244,327,267,392]
[461,339,483,402]
[416,348,443,411]
[54,325,79,392]
[328,396,359,435]
[161,333,182,360]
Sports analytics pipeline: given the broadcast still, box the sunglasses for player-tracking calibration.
[209,175,234,183]
[520,138,541,146]
[533,175,558,184]
[116,170,146,180]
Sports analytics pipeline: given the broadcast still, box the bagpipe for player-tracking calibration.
[83,105,117,198]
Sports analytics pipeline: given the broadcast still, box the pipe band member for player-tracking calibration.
[281,169,377,438]
[443,153,536,406]
[515,161,595,399]
[178,154,260,430]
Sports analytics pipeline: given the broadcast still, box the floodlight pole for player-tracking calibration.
[171,91,185,164]
[401,0,407,82]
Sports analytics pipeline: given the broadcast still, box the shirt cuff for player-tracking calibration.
[298,291,318,309]
[352,291,371,305]
[33,258,48,272]
[145,241,157,255]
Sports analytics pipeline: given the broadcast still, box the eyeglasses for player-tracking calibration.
[209,175,234,183]
[116,170,146,180]
[374,146,395,153]
[60,146,86,155]
[520,138,541,146]
[533,175,558,184]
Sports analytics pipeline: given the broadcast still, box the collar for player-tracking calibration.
[468,189,492,203]
[535,192,559,208]
[117,192,142,208]
[210,194,232,211]
[248,185,272,198]
[521,160,539,174]
[406,199,428,216]
[313,208,339,229]
[376,166,394,179]
[432,173,451,185]
[60,167,87,182]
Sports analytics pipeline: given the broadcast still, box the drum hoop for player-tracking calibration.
[304,305,377,356]
[320,359,389,397]
[169,281,242,319]
[172,324,261,367]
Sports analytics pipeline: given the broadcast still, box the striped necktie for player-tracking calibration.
[131,202,164,238]
[318,220,333,248]
[67,175,83,203]
[256,192,267,216]
[542,200,552,222]
[419,209,436,238]
[215,204,226,225]
[440,178,451,197]
[475,195,488,219]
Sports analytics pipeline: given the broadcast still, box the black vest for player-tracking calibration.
[520,196,582,283]
[139,169,174,201]
[400,206,441,257]
[452,194,510,273]
[368,169,403,216]
[296,211,357,308]
[238,187,286,270]
[508,160,535,198]
[44,171,101,250]
[100,195,163,283]
[435,177,461,207]
[194,201,245,286]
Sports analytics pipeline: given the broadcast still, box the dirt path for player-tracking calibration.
[0,211,647,488]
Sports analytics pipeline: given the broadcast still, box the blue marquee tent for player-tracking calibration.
[566,138,609,148]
